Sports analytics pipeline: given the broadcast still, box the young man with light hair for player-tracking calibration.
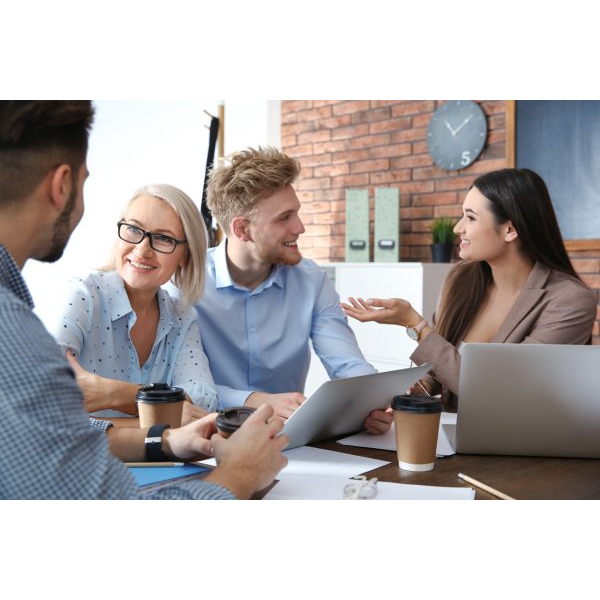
[196,146,391,434]
[0,102,287,499]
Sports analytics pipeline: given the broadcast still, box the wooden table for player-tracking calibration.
[312,439,600,500]
[107,416,600,499]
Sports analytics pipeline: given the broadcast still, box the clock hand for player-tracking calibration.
[453,114,473,136]
[443,119,457,137]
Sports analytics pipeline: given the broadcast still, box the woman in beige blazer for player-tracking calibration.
[342,168,597,430]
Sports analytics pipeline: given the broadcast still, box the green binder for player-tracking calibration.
[374,188,399,262]
[345,189,369,262]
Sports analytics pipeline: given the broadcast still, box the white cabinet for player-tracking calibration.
[305,262,452,395]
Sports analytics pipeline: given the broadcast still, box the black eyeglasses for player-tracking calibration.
[117,221,187,254]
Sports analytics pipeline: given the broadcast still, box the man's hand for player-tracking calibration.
[364,408,393,435]
[207,404,288,498]
[162,413,218,461]
[245,391,305,419]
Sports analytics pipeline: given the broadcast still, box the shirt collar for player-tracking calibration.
[103,270,180,334]
[213,239,284,292]
[213,239,235,289]
[102,271,134,322]
[0,244,34,309]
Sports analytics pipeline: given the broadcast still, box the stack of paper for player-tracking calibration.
[265,474,474,500]
[263,445,473,500]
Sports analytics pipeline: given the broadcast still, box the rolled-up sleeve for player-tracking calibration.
[311,273,376,380]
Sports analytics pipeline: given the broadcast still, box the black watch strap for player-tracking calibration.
[145,424,171,462]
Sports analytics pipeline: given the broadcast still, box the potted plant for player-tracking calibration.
[431,217,457,262]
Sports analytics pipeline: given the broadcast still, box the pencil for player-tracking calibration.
[125,462,185,468]
[457,473,515,500]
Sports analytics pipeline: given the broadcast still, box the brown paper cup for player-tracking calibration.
[392,395,442,471]
[138,399,184,429]
[393,411,441,471]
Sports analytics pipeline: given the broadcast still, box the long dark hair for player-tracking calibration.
[436,168,580,345]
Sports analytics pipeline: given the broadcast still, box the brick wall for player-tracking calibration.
[571,253,600,344]
[280,100,600,344]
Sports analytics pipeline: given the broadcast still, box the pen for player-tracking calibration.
[457,473,515,500]
[125,462,185,468]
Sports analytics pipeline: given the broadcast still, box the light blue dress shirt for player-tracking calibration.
[194,240,376,408]
[51,270,218,416]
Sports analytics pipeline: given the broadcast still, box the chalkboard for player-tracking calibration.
[516,101,600,240]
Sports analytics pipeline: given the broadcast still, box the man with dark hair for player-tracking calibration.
[0,101,287,499]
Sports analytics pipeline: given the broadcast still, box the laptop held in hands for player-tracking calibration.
[283,364,432,449]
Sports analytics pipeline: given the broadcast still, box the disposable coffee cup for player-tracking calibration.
[216,406,256,438]
[392,395,442,471]
[137,383,185,429]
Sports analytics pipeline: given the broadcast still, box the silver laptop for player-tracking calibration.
[445,343,600,458]
[283,364,431,449]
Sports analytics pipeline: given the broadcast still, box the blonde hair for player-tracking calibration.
[207,146,301,233]
[106,183,207,308]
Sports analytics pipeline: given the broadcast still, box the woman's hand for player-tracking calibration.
[341,297,422,327]
[181,401,209,425]
[65,350,137,414]
[66,350,109,413]
[407,378,437,396]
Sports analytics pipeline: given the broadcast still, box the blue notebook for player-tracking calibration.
[129,464,210,488]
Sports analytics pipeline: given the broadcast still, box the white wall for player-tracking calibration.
[23,100,280,328]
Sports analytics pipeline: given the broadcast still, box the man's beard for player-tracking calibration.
[41,186,77,263]
[256,239,302,267]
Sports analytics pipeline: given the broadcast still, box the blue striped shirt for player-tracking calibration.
[0,245,233,500]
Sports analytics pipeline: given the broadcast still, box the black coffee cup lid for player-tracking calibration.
[136,383,185,403]
[216,406,256,434]
[392,394,442,414]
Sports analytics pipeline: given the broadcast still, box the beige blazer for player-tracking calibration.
[410,262,598,397]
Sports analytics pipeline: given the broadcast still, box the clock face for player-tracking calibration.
[427,100,488,171]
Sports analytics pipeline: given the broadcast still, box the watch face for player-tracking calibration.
[427,100,488,171]
[406,327,419,341]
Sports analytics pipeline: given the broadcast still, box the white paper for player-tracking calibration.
[278,446,388,479]
[337,412,457,457]
[198,445,388,480]
[264,473,475,500]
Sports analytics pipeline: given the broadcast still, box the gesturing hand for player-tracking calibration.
[340,297,419,327]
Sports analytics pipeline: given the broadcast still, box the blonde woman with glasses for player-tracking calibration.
[51,184,217,423]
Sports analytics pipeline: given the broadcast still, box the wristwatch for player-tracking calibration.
[145,424,171,462]
[405,319,428,342]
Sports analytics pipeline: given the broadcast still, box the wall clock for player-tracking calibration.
[427,100,488,171]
